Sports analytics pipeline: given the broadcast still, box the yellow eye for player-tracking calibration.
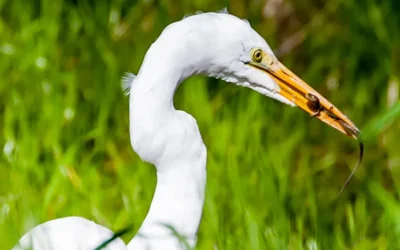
[251,48,263,63]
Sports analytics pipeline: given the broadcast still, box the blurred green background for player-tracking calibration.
[1,0,400,249]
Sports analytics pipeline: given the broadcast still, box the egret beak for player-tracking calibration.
[249,57,360,139]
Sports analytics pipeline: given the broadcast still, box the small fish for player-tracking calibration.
[304,93,364,196]
[337,120,364,197]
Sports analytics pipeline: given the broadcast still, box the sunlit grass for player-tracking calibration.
[1,0,400,249]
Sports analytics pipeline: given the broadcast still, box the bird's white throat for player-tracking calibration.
[127,27,208,248]
[128,166,206,249]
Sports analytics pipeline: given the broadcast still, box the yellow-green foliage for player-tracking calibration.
[1,0,400,249]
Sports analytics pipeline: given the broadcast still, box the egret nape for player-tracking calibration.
[13,11,360,250]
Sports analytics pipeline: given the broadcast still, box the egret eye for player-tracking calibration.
[251,48,263,63]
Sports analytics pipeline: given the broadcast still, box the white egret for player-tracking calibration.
[13,11,360,250]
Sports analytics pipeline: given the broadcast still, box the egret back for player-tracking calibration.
[13,217,127,250]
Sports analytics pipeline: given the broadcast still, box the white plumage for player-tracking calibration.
[13,217,126,250]
[13,11,358,250]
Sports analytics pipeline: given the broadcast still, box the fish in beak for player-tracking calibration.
[248,48,360,139]
[247,48,363,196]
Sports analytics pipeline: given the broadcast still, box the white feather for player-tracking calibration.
[121,72,136,95]
[217,7,229,14]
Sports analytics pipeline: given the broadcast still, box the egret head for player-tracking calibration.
[142,12,360,138]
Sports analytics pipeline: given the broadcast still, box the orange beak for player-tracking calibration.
[249,57,360,139]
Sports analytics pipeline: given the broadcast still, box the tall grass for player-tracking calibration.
[1,0,400,249]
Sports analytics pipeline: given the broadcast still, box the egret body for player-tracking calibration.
[13,11,359,250]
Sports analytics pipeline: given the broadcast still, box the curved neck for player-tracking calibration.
[126,18,217,248]
[127,32,208,249]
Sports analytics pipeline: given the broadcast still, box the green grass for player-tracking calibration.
[1,0,400,249]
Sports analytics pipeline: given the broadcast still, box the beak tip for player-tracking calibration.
[340,122,361,140]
